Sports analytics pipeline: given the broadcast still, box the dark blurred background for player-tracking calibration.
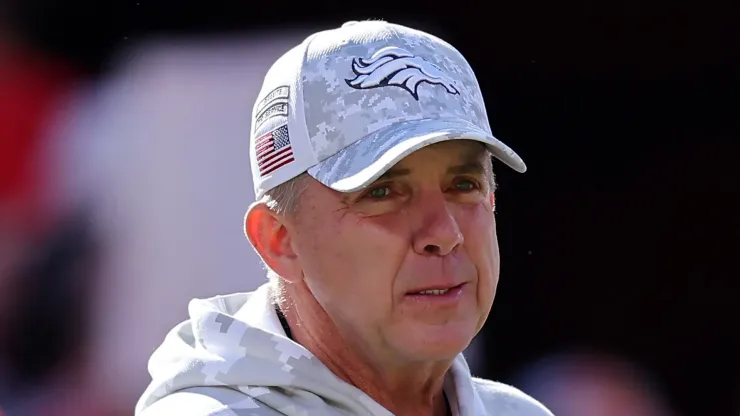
[1,1,737,415]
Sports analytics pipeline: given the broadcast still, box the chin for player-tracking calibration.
[396,321,478,361]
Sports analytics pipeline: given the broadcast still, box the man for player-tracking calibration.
[136,20,554,416]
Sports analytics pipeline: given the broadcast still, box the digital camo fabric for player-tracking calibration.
[136,283,392,416]
[299,21,526,190]
[299,22,492,161]
[135,283,554,416]
[249,20,526,199]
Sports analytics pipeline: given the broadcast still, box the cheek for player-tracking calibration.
[459,205,499,320]
[457,203,499,277]
[295,211,410,309]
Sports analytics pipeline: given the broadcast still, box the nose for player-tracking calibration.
[412,191,464,256]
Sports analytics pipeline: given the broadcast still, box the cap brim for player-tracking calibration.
[307,118,526,193]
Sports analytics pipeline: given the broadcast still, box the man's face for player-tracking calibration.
[287,140,500,362]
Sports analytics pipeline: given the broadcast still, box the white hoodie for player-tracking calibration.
[135,283,554,416]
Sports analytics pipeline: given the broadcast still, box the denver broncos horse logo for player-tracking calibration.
[345,46,460,100]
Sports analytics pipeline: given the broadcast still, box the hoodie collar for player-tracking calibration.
[234,283,488,416]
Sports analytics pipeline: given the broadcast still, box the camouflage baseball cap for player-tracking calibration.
[250,20,526,199]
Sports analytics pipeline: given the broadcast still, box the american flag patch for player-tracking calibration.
[255,124,294,176]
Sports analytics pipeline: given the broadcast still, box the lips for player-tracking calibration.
[407,282,465,295]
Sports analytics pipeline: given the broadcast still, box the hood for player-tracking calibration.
[135,283,488,416]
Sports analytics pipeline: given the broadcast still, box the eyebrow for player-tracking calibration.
[376,168,411,181]
[376,159,486,181]
[446,161,486,175]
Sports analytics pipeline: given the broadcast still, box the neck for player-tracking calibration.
[278,283,452,416]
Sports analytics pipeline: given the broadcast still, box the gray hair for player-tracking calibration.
[262,172,310,216]
[259,173,309,302]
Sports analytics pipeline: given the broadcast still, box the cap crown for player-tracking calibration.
[250,20,491,198]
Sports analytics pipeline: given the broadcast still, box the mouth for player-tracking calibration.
[406,282,467,297]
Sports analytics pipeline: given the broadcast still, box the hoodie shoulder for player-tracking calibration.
[472,378,554,416]
[137,386,284,416]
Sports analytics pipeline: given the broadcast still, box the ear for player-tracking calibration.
[489,192,496,212]
[244,203,303,283]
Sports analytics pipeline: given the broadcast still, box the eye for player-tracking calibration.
[365,185,392,200]
[453,178,479,192]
